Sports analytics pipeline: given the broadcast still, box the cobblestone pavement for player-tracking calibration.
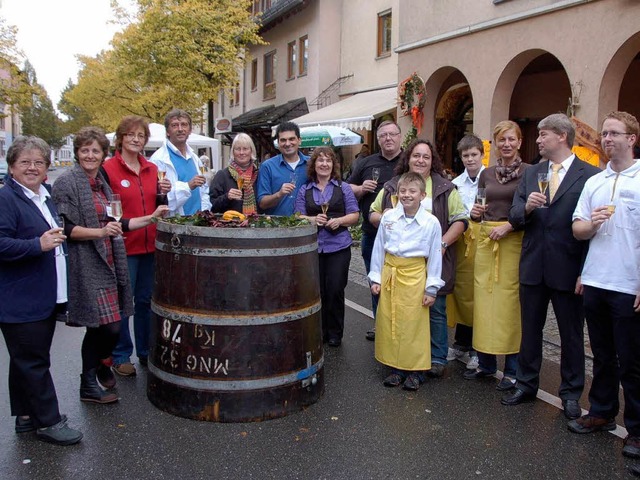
[347,247,594,376]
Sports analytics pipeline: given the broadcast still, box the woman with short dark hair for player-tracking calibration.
[0,136,83,445]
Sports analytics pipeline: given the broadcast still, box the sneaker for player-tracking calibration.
[624,436,640,458]
[113,362,136,377]
[426,363,446,378]
[567,414,616,434]
[36,418,83,446]
[467,354,479,370]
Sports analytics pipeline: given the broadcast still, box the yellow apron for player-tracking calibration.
[472,221,523,355]
[446,221,480,328]
[375,254,431,371]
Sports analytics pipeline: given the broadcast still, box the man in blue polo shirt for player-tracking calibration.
[257,122,309,215]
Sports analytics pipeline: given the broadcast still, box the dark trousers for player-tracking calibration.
[0,314,61,428]
[583,286,640,436]
[361,231,378,315]
[454,324,473,350]
[319,247,351,342]
[516,283,585,399]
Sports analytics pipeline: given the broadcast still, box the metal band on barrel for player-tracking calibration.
[148,357,324,392]
[155,241,318,257]
[151,301,321,326]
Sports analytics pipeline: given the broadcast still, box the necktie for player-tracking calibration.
[549,164,562,201]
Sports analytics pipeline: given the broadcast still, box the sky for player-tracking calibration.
[1,0,127,107]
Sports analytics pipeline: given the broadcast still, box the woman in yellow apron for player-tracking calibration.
[463,121,529,391]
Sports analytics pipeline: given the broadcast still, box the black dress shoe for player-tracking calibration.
[328,338,341,347]
[562,399,582,420]
[501,388,536,406]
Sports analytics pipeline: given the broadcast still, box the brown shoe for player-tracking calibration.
[113,362,136,377]
[567,414,616,434]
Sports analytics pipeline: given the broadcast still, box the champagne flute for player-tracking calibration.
[55,215,67,257]
[390,194,398,208]
[321,202,329,215]
[237,176,245,199]
[476,188,487,224]
[289,172,297,198]
[199,164,209,176]
[372,167,380,183]
[157,170,166,182]
[602,204,616,236]
[110,194,123,239]
[537,173,549,208]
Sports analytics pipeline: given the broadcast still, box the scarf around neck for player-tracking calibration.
[228,160,258,214]
[495,156,523,184]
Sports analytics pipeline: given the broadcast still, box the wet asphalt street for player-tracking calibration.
[0,172,635,479]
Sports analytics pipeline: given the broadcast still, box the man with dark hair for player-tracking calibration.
[503,113,599,420]
[257,121,309,216]
[150,109,211,216]
[347,120,402,339]
[570,111,640,460]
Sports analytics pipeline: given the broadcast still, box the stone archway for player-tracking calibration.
[424,67,474,171]
[492,50,571,163]
[600,31,640,122]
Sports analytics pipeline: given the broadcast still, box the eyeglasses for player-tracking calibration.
[377,132,401,140]
[124,133,146,141]
[599,131,632,139]
[16,160,47,169]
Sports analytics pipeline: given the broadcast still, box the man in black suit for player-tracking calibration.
[502,113,600,419]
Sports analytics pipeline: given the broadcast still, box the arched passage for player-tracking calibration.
[600,31,640,122]
[492,50,571,162]
[424,67,474,172]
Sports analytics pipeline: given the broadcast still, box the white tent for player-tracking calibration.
[106,123,222,171]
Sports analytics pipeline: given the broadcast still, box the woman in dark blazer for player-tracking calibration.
[209,133,259,214]
[0,136,82,446]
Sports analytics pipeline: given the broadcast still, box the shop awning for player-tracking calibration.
[291,87,397,130]
[232,97,308,131]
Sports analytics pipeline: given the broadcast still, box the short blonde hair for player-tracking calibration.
[230,133,257,162]
[493,120,522,142]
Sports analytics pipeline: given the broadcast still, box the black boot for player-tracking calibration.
[80,369,118,404]
[96,362,116,389]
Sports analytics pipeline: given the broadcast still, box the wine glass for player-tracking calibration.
[476,188,487,223]
[157,170,166,182]
[321,202,329,215]
[199,164,209,176]
[109,194,123,239]
[537,173,549,208]
[237,176,245,199]
[371,168,380,183]
[602,204,616,236]
[55,215,67,257]
[289,172,297,198]
[390,194,398,208]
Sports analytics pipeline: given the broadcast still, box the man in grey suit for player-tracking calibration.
[502,113,600,419]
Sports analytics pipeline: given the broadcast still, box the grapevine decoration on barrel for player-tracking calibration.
[162,211,310,228]
[398,72,426,147]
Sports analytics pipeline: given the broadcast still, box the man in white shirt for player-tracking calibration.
[150,109,211,216]
[570,111,640,460]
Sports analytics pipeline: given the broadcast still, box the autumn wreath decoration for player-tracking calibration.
[398,72,426,133]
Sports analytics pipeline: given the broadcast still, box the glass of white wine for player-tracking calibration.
[110,194,123,239]
[390,194,398,208]
[157,170,166,182]
[476,188,487,223]
[200,164,209,176]
[372,167,380,183]
[537,173,549,208]
[55,215,67,257]
[237,176,245,199]
[321,202,329,215]
[602,204,616,236]
[289,172,297,198]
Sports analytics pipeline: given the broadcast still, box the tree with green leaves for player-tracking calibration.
[20,60,64,148]
[62,0,264,130]
[0,17,37,114]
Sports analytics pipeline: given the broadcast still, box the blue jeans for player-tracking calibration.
[478,352,518,378]
[430,295,448,365]
[112,253,155,365]
[361,231,378,316]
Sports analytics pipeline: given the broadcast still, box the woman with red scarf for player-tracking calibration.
[210,133,259,214]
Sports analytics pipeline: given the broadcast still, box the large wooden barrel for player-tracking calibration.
[147,220,324,422]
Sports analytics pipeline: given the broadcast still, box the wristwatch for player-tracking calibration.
[441,241,448,250]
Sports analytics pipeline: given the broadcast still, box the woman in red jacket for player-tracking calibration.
[102,116,171,378]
